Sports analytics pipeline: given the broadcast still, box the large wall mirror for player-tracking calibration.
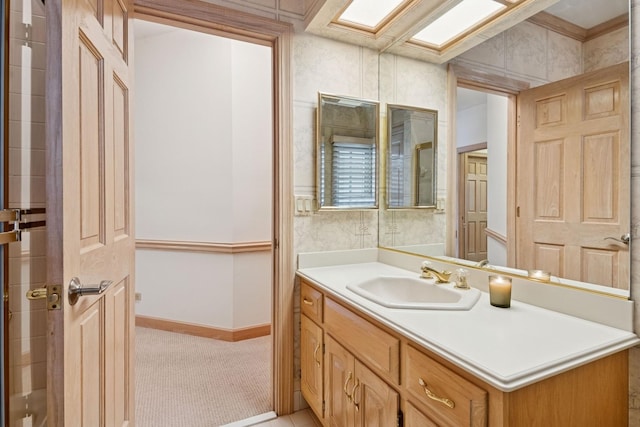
[377,0,631,298]
[387,105,438,209]
[317,92,379,209]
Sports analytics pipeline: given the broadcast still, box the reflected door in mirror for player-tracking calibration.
[517,62,629,290]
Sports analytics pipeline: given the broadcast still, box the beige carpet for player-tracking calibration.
[135,327,272,426]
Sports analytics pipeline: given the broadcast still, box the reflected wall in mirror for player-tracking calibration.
[317,93,379,209]
[387,105,438,208]
[377,0,630,297]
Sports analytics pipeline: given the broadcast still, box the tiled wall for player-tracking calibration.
[7,0,48,424]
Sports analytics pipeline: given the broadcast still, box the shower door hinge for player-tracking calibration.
[0,208,46,245]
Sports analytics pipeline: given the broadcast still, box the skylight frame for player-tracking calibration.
[411,0,508,48]
[407,0,525,52]
[332,0,418,35]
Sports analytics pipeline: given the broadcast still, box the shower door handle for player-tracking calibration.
[68,277,113,305]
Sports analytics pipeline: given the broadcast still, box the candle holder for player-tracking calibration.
[489,275,511,308]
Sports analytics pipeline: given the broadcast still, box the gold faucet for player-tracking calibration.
[420,265,452,283]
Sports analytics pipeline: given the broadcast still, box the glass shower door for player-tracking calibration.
[6,0,47,425]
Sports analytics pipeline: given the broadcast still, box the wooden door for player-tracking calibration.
[517,62,629,289]
[461,153,488,262]
[353,361,398,427]
[45,0,135,425]
[325,336,355,427]
[301,315,324,420]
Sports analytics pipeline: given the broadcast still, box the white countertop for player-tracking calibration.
[297,260,639,392]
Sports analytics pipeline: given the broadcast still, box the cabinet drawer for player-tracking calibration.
[325,297,400,384]
[404,345,487,427]
[301,281,323,323]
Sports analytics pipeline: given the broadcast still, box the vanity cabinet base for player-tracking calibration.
[299,279,630,427]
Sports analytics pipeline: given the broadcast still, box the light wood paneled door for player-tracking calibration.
[301,315,324,420]
[460,153,488,262]
[517,62,629,289]
[45,0,135,425]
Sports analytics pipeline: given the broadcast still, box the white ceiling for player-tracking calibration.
[545,0,628,28]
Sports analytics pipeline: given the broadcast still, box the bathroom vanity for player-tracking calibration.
[297,250,639,427]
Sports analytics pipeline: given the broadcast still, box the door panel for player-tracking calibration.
[46,0,135,424]
[517,62,629,289]
[354,361,398,427]
[325,336,354,427]
[463,154,488,262]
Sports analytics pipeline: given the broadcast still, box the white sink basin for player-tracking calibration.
[346,276,480,310]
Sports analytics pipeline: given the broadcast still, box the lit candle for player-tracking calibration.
[528,269,550,282]
[489,275,512,308]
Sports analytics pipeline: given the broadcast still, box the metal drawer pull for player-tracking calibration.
[351,380,361,412]
[303,298,314,306]
[418,378,455,409]
[343,372,353,401]
[313,344,321,367]
[68,277,113,305]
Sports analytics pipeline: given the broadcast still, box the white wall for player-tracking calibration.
[486,94,509,265]
[456,103,486,148]
[134,21,272,330]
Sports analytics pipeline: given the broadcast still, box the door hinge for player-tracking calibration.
[322,400,325,413]
[323,343,325,355]
[516,206,520,217]
[26,285,62,310]
[0,208,46,245]
[397,409,403,427]
[274,238,279,249]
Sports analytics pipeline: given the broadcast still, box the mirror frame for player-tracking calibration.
[386,104,439,209]
[316,92,380,210]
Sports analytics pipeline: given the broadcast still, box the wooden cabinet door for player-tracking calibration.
[325,336,356,427]
[301,315,324,420]
[353,361,399,427]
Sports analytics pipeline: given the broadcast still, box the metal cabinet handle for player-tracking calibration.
[418,378,455,409]
[604,233,630,245]
[68,277,113,305]
[343,372,353,402]
[302,298,314,306]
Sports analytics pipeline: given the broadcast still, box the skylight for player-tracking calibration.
[412,0,506,47]
[338,0,406,29]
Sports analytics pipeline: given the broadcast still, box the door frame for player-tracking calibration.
[447,64,521,264]
[0,1,6,423]
[133,0,295,414]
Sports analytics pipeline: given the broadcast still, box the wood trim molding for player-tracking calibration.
[485,227,507,245]
[585,14,629,41]
[527,11,628,42]
[457,142,487,154]
[527,11,587,41]
[133,0,295,414]
[135,239,272,254]
[453,64,530,94]
[136,315,271,342]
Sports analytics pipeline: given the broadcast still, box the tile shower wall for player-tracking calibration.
[7,0,48,425]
